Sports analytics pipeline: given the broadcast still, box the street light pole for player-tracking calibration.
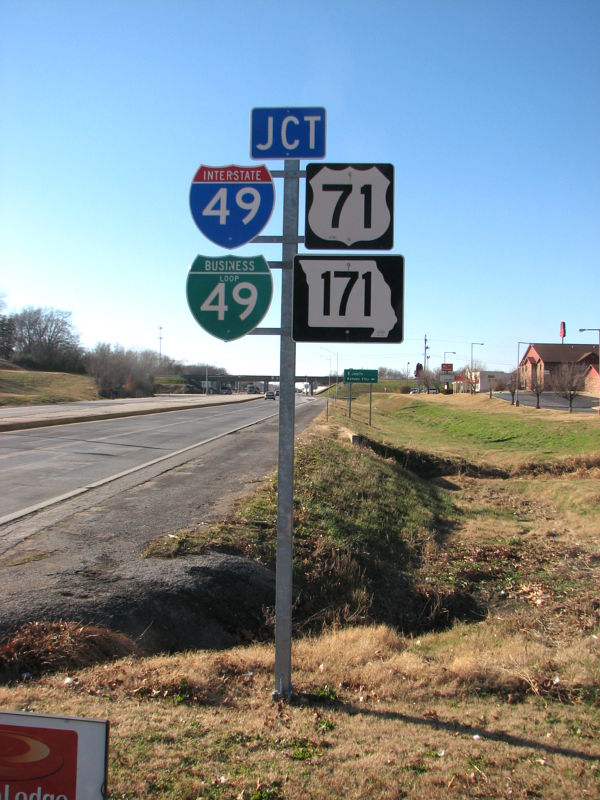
[579,327,600,415]
[516,341,528,407]
[321,346,338,403]
[317,351,332,422]
[470,342,484,393]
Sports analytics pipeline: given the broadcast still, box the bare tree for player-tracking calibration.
[506,370,519,404]
[10,307,83,371]
[550,363,587,413]
[85,344,159,398]
[377,366,404,380]
[421,368,441,393]
[0,315,15,360]
[530,363,544,409]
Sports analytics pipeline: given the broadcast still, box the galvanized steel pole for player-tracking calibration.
[273,159,300,700]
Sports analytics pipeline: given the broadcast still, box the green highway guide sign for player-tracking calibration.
[344,369,379,383]
[187,254,273,342]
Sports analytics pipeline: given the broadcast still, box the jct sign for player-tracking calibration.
[250,107,326,159]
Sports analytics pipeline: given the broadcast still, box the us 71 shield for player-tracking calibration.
[304,163,394,250]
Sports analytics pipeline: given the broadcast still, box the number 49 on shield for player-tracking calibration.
[200,282,258,320]
[202,188,262,226]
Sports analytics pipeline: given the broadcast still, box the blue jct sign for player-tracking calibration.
[250,107,326,159]
[189,164,275,249]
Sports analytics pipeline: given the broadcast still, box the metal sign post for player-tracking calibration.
[273,159,300,700]
[343,369,379,426]
[251,107,327,701]
[247,160,301,700]
[187,108,403,702]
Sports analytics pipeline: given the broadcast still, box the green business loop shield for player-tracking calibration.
[186,254,273,341]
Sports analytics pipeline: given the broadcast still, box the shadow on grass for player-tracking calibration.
[329,701,599,763]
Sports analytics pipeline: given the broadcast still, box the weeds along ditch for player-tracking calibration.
[144,425,485,639]
[140,388,600,654]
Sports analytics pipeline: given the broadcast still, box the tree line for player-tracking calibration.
[0,302,215,399]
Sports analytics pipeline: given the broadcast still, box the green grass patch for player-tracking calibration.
[145,434,456,567]
[145,430,480,633]
[331,393,600,466]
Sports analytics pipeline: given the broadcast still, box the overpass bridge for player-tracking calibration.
[179,370,339,394]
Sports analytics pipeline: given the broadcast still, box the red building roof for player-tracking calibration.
[522,343,599,365]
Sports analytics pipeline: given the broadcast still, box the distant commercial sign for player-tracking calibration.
[441,362,454,372]
[250,107,326,159]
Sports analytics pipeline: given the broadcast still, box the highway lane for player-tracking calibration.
[1,397,315,521]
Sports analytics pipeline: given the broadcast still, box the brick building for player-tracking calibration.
[519,343,599,392]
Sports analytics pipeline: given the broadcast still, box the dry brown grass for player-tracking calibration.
[1,624,598,799]
[0,621,138,682]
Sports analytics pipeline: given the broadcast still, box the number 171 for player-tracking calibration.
[321,270,372,317]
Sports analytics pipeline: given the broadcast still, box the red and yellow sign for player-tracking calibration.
[0,724,78,799]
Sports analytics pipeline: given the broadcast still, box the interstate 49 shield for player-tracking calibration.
[189,165,275,249]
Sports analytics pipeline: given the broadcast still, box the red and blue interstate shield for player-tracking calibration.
[189,164,275,249]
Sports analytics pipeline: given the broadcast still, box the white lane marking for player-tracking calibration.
[0,409,279,527]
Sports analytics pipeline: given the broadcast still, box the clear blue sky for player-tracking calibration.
[1,0,598,378]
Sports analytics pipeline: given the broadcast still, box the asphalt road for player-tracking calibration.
[0,395,325,646]
[494,391,599,412]
[0,396,312,524]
